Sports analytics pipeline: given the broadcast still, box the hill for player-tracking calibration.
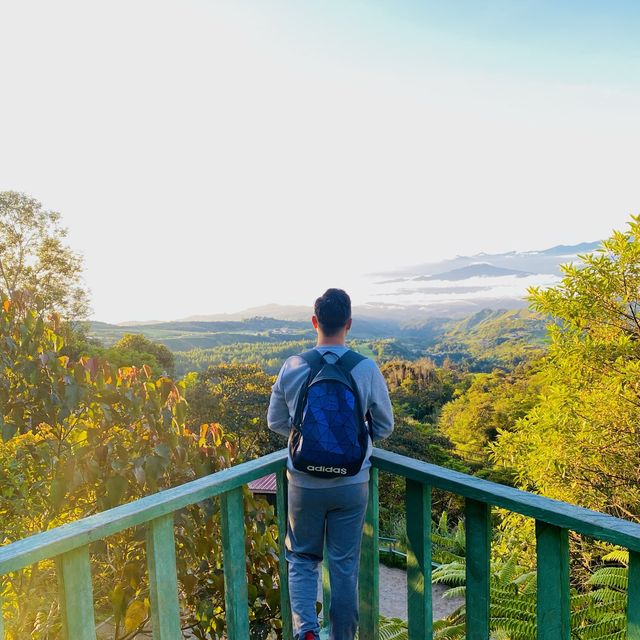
[427,308,548,369]
[89,308,548,375]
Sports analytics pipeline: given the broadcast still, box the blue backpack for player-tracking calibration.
[289,349,370,478]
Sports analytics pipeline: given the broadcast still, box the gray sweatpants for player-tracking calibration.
[285,482,369,640]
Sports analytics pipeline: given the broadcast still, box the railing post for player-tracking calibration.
[276,470,294,640]
[406,479,432,640]
[628,550,640,640]
[56,545,97,640]
[465,499,490,640]
[536,521,570,640]
[220,487,250,640]
[146,514,181,640]
[322,546,331,632]
[358,467,379,640]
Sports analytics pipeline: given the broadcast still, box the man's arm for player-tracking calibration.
[367,364,394,441]
[267,364,291,438]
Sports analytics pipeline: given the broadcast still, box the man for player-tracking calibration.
[267,288,394,640]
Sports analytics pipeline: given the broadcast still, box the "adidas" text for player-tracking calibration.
[306,465,347,475]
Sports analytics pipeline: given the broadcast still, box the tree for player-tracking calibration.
[0,297,284,639]
[185,363,282,460]
[438,363,544,464]
[114,333,175,375]
[0,191,89,318]
[380,358,460,422]
[492,215,640,520]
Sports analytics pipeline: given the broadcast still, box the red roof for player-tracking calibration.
[248,473,277,494]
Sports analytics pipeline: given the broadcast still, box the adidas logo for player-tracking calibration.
[306,465,347,475]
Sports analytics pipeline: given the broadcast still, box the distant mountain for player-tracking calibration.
[88,239,595,374]
[182,304,313,322]
[364,240,601,316]
[540,242,603,257]
[374,240,601,279]
[117,319,165,327]
[415,263,532,281]
[94,240,601,327]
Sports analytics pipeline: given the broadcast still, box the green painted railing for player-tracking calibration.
[1,447,640,639]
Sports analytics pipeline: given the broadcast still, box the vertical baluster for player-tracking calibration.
[628,550,640,640]
[221,487,250,640]
[406,480,432,640]
[276,470,294,640]
[56,545,97,640]
[358,468,379,640]
[146,514,181,640]
[536,521,570,640]
[322,546,330,631]
[465,499,490,640]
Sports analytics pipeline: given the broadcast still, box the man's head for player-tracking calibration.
[312,288,352,343]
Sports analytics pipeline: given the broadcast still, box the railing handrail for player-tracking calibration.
[4,446,640,576]
[0,449,288,575]
[371,447,640,552]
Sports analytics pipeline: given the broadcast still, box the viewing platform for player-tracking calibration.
[1,448,640,639]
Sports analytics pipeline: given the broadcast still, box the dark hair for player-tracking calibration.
[314,288,351,336]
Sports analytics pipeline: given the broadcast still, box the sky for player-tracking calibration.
[1,1,639,322]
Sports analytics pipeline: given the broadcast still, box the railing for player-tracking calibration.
[1,448,640,639]
[371,448,640,640]
[0,449,291,640]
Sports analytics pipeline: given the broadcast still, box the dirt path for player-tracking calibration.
[318,562,463,622]
[379,563,463,620]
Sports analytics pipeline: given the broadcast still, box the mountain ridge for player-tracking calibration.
[93,240,598,326]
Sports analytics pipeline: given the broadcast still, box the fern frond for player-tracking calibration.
[432,562,466,586]
[378,616,409,640]
[588,566,627,590]
[601,549,629,565]
[433,621,465,639]
[495,553,519,586]
[441,585,465,599]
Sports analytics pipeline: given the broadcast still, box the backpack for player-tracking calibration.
[289,348,370,478]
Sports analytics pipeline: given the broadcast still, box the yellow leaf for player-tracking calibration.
[124,599,147,633]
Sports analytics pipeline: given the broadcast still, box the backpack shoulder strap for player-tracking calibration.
[299,348,324,369]
[336,349,367,373]
[292,349,325,427]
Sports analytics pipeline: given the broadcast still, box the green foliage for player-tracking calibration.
[355,338,415,362]
[0,297,284,639]
[114,333,175,374]
[431,512,466,565]
[175,339,315,375]
[428,309,548,371]
[432,547,628,639]
[376,359,470,533]
[376,617,410,639]
[184,362,283,461]
[377,414,468,534]
[492,216,640,519]
[381,358,462,422]
[438,362,544,464]
[172,338,410,376]
[0,191,89,319]
[60,328,179,378]
[87,309,548,377]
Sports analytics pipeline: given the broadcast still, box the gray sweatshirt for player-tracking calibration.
[267,344,394,488]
